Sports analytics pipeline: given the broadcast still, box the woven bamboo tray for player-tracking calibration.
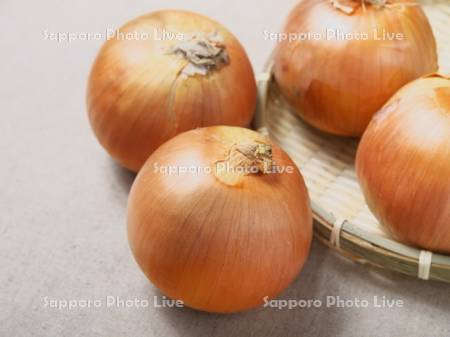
[254,2,450,282]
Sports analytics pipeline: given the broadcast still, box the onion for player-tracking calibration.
[87,10,256,172]
[273,0,437,136]
[356,74,450,253]
[127,126,312,313]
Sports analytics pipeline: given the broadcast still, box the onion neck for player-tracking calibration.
[214,141,273,186]
[362,0,387,6]
[172,32,229,77]
[331,0,389,14]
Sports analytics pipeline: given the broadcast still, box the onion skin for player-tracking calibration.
[356,74,450,253]
[127,126,312,313]
[87,10,256,172]
[273,0,437,137]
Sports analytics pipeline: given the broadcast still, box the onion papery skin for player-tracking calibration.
[87,10,256,172]
[356,74,450,253]
[127,126,312,313]
[273,0,437,137]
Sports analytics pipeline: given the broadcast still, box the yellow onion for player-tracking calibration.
[273,0,437,136]
[356,74,450,253]
[87,10,256,171]
[127,126,312,313]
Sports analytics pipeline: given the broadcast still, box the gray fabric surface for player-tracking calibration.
[1,0,449,336]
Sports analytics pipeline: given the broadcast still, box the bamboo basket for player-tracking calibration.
[254,2,450,282]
